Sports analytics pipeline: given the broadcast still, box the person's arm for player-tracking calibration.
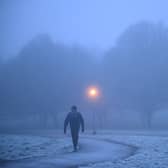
[79,113,84,132]
[64,113,70,134]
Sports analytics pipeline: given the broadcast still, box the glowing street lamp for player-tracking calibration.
[86,86,100,100]
[86,85,101,134]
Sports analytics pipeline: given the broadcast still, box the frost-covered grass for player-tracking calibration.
[0,134,71,160]
[1,131,168,168]
[0,133,130,168]
[80,134,168,168]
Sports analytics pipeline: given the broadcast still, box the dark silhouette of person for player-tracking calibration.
[64,105,84,151]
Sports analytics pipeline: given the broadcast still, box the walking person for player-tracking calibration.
[64,105,84,152]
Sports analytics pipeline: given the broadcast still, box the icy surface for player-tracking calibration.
[80,135,168,168]
[0,134,69,160]
[1,132,168,168]
[0,133,131,168]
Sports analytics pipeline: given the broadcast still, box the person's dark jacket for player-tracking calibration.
[64,112,84,134]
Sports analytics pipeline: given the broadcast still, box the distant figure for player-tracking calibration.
[64,105,84,152]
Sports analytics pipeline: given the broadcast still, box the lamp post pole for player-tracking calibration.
[86,86,100,134]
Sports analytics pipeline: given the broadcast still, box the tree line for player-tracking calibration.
[1,22,168,129]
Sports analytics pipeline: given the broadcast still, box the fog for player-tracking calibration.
[1,0,168,131]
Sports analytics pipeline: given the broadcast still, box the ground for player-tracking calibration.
[0,130,168,168]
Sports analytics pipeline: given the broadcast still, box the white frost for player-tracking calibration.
[80,135,168,168]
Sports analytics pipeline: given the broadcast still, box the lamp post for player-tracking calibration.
[86,86,100,134]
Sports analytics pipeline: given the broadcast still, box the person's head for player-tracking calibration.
[71,105,77,112]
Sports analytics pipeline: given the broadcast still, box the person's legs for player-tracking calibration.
[74,133,79,149]
[71,130,79,151]
[71,132,76,150]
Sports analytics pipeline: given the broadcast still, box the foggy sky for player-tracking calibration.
[1,0,168,59]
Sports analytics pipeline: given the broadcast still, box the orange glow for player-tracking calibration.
[86,86,100,100]
[90,89,97,96]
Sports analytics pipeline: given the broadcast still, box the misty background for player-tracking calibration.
[1,0,168,131]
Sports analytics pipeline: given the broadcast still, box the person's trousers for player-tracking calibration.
[71,130,79,149]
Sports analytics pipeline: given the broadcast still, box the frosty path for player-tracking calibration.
[0,135,134,168]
